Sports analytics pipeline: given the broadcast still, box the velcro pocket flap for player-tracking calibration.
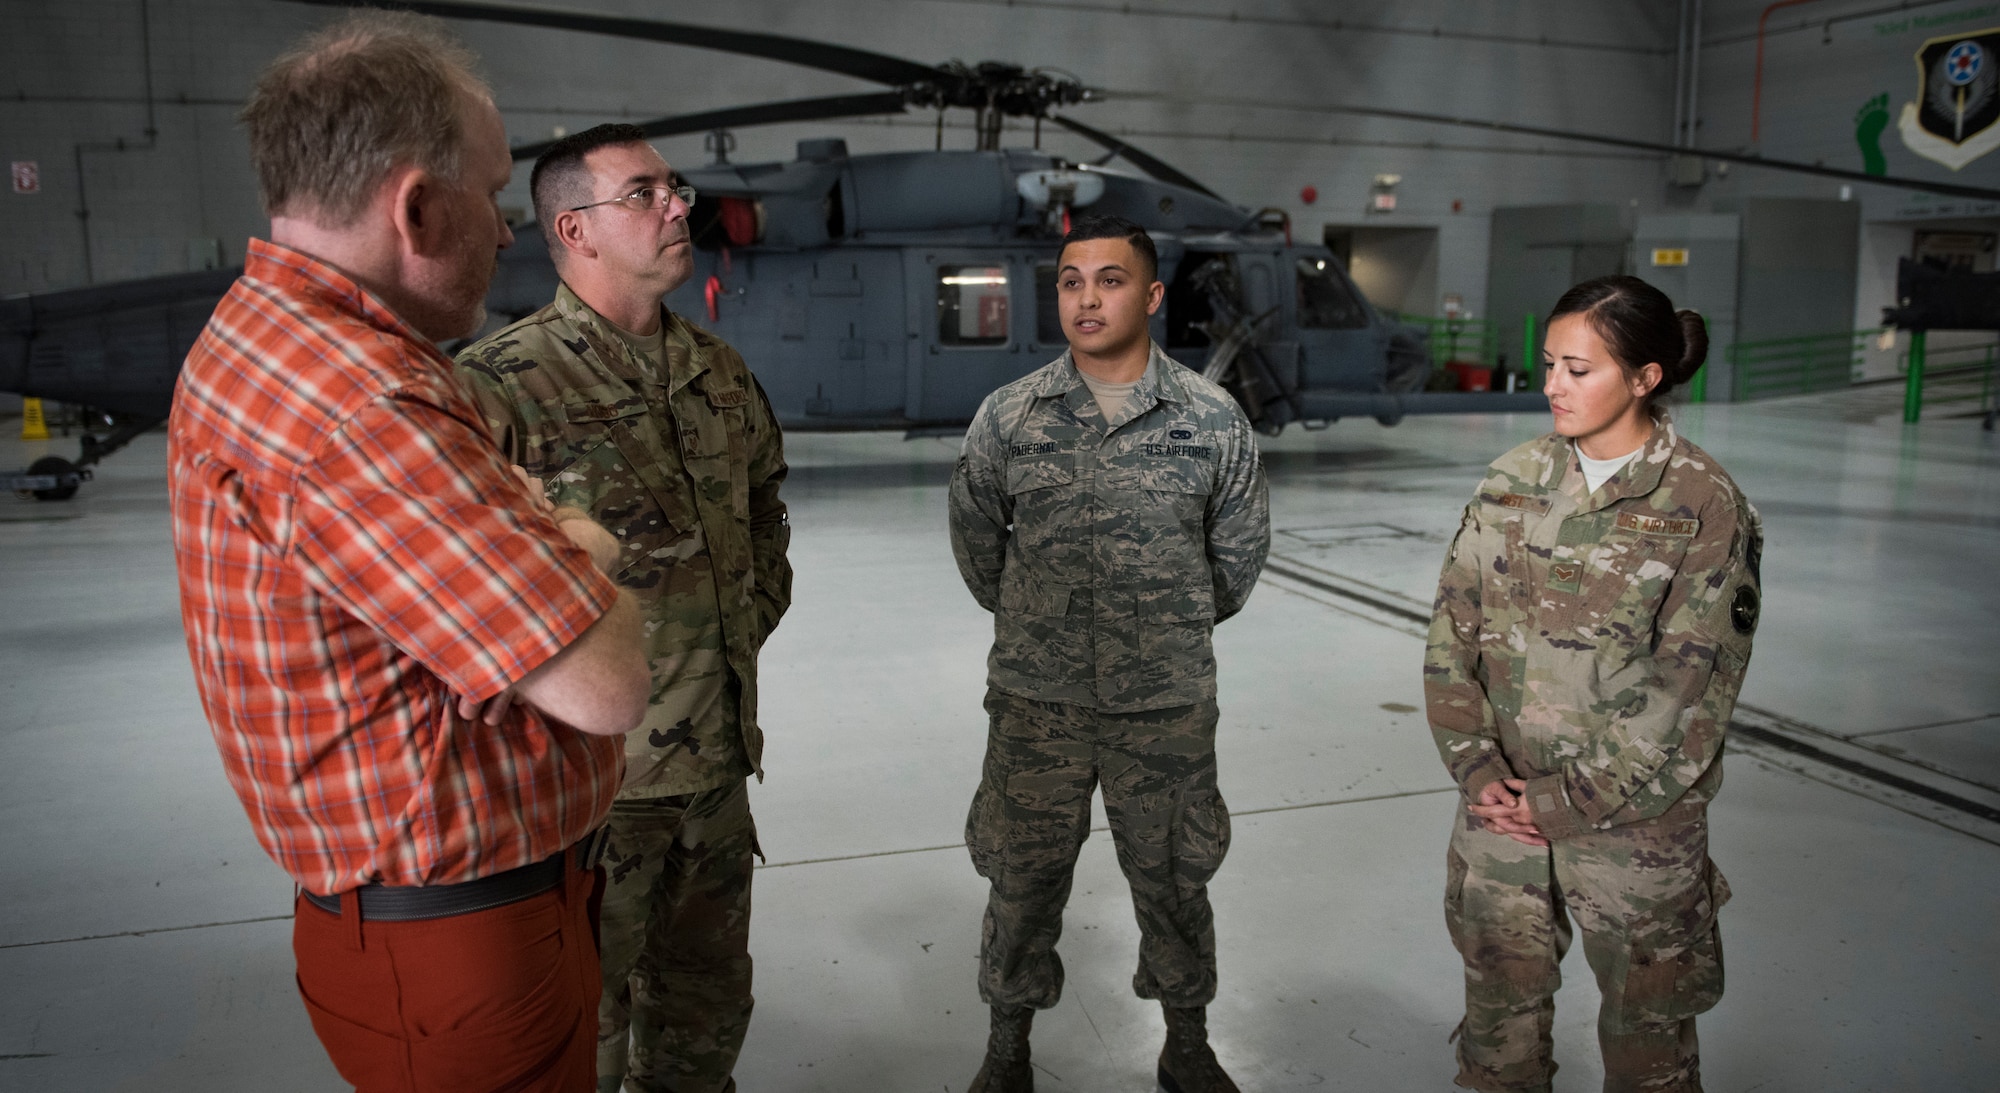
[1109,462,1210,494]
[1005,457,1077,495]
[1137,583,1216,623]
[558,394,648,425]
[998,576,1072,616]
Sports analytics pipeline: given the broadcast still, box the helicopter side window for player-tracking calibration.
[1034,265,1065,345]
[1295,257,1370,329]
[938,266,1011,346]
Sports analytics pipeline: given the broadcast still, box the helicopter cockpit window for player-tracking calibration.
[938,266,1011,346]
[1295,257,1370,330]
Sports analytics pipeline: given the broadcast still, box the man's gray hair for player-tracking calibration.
[240,10,491,225]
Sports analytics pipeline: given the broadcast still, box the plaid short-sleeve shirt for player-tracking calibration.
[168,238,625,895]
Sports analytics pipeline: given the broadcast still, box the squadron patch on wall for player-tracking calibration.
[1898,29,2000,170]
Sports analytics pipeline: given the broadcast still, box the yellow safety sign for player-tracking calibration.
[21,397,50,441]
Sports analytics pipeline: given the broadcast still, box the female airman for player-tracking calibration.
[1426,275,1763,1093]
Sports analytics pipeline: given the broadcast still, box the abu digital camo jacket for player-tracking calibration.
[949,344,1270,713]
[1425,413,1762,838]
[457,285,792,798]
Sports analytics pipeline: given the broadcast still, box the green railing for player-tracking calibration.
[1728,329,1877,401]
[1393,314,1500,368]
[1899,333,1997,423]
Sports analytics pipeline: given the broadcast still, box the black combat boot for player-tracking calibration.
[968,1004,1034,1093]
[1157,1005,1241,1093]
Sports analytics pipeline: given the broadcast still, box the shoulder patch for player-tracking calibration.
[1482,491,1553,515]
[1731,585,1760,634]
[1615,512,1699,538]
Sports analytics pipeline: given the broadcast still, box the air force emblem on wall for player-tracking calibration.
[1898,29,2000,170]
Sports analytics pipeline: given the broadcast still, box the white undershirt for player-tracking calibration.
[1575,442,1642,493]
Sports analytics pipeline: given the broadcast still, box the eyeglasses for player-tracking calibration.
[569,184,697,213]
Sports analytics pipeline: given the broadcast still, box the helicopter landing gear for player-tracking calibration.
[13,456,84,501]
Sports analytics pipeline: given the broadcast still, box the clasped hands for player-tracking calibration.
[1468,778,1549,848]
[455,466,625,726]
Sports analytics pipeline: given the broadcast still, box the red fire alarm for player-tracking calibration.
[1300,185,1318,205]
[1452,199,1464,213]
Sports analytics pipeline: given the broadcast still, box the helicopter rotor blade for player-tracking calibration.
[1047,115,1221,201]
[1105,91,2000,206]
[288,0,945,88]
[508,92,911,161]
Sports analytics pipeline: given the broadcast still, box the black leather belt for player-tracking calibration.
[302,827,611,922]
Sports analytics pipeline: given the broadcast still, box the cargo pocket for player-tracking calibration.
[1170,789,1231,898]
[1137,584,1217,698]
[965,776,1009,881]
[1443,843,1471,957]
[1606,861,1729,1033]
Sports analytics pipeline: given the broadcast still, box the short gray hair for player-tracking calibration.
[240,10,490,225]
[530,123,651,253]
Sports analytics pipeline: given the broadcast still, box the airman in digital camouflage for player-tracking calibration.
[948,215,1269,1093]
[1426,276,1761,1093]
[456,124,790,1093]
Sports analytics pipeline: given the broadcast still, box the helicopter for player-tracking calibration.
[36,0,1992,498]
[4,0,1534,500]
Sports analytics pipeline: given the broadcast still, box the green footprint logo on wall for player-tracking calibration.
[1855,92,1891,175]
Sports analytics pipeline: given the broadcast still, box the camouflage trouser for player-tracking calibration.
[596,779,759,1093]
[967,689,1230,1010]
[1444,806,1728,1093]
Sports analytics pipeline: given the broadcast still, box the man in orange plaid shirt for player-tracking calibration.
[167,12,651,1092]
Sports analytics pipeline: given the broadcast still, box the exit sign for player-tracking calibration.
[1651,248,1689,267]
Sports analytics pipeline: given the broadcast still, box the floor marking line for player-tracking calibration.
[1737,701,2000,799]
[6,788,1472,944]
[757,789,1461,871]
[1728,722,2000,824]
[1274,562,2000,827]
[1731,750,2000,850]
[1231,786,1459,817]
[1847,711,2000,738]
[1262,559,1431,624]
[1264,580,1427,637]
[0,913,292,951]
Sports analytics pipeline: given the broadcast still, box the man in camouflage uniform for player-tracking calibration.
[456,124,790,1093]
[1425,412,1761,1093]
[948,215,1269,1093]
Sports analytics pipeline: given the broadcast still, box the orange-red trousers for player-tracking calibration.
[293,864,605,1093]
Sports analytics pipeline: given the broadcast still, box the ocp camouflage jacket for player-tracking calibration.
[1424,413,1762,839]
[949,344,1270,713]
[456,285,791,798]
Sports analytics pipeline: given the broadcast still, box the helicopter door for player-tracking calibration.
[804,253,906,420]
[1291,251,1388,391]
[908,250,1038,423]
[1238,255,1301,397]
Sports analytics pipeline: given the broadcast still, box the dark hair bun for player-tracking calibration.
[1547,275,1704,406]
[1671,310,1708,386]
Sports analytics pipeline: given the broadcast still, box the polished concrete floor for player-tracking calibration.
[2,386,1995,1092]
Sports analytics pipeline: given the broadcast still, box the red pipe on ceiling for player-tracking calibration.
[1753,0,1827,144]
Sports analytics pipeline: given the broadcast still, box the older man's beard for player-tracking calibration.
[405,251,499,344]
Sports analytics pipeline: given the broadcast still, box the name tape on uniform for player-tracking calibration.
[1614,512,1699,538]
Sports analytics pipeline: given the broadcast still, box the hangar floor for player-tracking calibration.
[2,387,1995,1092]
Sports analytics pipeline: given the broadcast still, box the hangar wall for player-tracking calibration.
[1,0,1678,312]
[1698,0,1999,385]
[3,0,1992,364]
